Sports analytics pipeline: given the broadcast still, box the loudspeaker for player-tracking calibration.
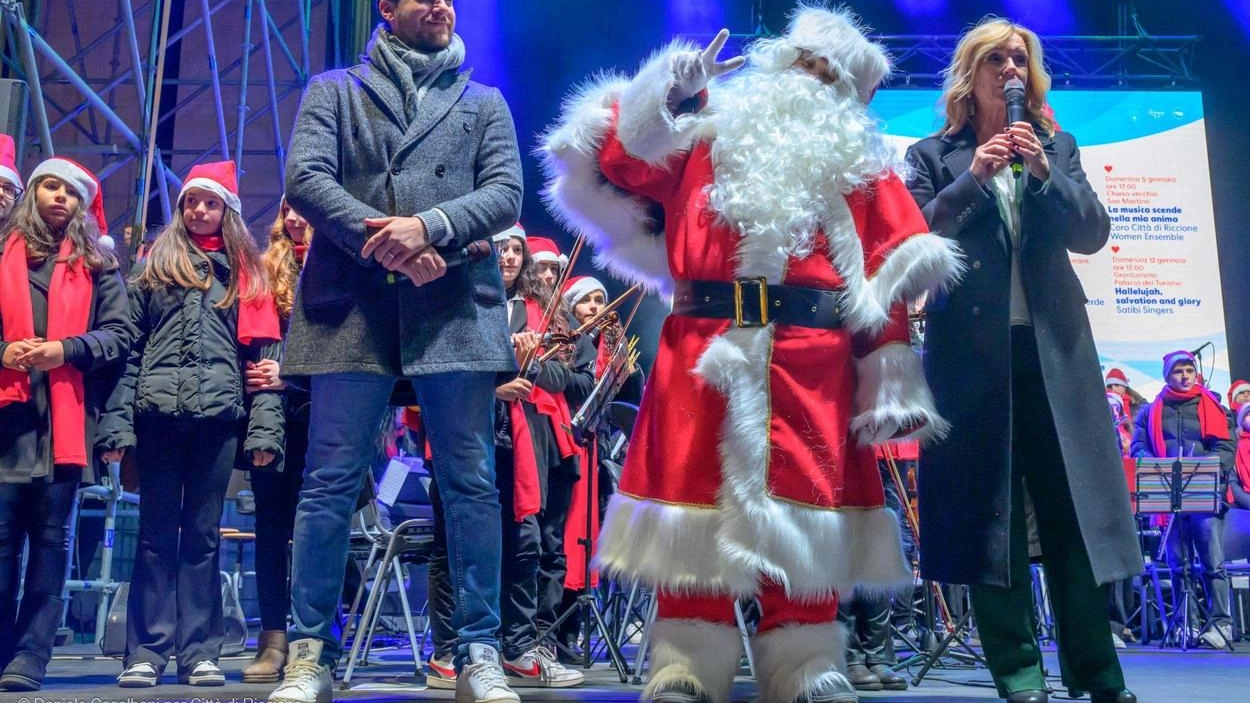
[0,78,28,159]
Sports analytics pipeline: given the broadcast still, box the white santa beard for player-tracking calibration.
[706,69,897,272]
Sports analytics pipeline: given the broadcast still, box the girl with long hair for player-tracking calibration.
[0,159,132,692]
[240,200,312,683]
[100,160,284,688]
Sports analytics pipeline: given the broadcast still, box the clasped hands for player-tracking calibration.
[2,337,65,373]
[361,216,447,287]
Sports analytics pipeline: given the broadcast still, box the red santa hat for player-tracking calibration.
[0,134,19,189]
[27,157,107,231]
[527,236,568,269]
[1104,368,1130,388]
[492,222,526,244]
[562,275,607,307]
[1228,380,1250,405]
[178,159,242,214]
[765,6,891,102]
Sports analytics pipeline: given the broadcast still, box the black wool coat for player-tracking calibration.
[906,127,1141,587]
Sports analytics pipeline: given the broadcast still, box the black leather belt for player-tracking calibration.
[671,278,845,330]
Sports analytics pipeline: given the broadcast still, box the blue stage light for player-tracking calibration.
[1003,0,1077,34]
[667,0,726,35]
[896,0,948,18]
[1225,0,1250,38]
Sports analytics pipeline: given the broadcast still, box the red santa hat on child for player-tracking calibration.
[562,275,607,307]
[756,6,891,103]
[1228,379,1250,406]
[1104,368,1130,388]
[527,236,568,269]
[178,160,242,214]
[492,222,526,244]
[27,157,107,230]
[0,134,20,190]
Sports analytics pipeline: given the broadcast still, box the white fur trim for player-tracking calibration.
[28,158,96,206]
[596,493,727,593]
[180,176,242,214]
[540,74,674,294]
[615,41,705,166]
[866,233,965,317]
[1231,383,1250,402]
[753,622,852,703]
[645,619,742,703]
[850,342,949,446]
[492,223,526,243]
[0,165,19,188]
[787,7,891,103]
[563,276,607,307]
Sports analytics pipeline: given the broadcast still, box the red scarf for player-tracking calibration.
[1148,385,1230,457]
[293,242,308,264]
[191,234,281,344]
[0,233,93,466]
[1232,429,1250,504]
[523,299,579,460]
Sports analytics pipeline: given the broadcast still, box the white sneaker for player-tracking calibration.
[180,660,225,686]
[1199,623,1234,649]
[504,645,585,688]
[1111,633,1127,649]
[269,639,333,703]
[455,643,519,703]
[117,661,160,688]
[426,653,457,690]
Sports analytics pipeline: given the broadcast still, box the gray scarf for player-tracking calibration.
[366,24,466,123]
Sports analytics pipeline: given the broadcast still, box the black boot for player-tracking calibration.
[0,594,64,691]
[1005,690,1048,703]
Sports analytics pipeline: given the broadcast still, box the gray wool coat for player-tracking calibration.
[906,127,1142,588]
[282,61,522,378]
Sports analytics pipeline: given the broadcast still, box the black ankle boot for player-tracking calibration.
[1005,690,1048,703]
[0,652,46,691]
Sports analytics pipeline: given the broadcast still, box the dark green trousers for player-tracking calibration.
[969,328,1126,697]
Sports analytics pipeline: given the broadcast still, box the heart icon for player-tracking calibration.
[1111,246,1121,253]
[1104,165,1113,173]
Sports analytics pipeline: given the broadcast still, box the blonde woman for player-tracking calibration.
[906,19,1137,703]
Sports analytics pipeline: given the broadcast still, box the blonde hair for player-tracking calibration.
[261,200,313,319]
[938,18,1055,138]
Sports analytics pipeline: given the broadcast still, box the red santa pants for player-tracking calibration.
[656,579,838,633]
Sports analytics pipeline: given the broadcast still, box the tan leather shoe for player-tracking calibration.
[242,630,287,683]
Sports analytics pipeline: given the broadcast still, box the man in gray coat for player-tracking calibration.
[270,2,522,702]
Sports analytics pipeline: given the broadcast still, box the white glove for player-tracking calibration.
[670,28,746,103]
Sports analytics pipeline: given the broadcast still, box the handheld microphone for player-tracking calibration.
[1004,77,1026,179]
[438,239,493,267]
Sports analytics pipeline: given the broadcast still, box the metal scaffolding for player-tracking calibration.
[0,0,344,236]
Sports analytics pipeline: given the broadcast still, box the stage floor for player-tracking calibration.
[5,642,1245,702]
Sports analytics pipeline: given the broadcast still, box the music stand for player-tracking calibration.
[1134,456,1229,650]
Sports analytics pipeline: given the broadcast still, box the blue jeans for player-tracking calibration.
[288,372,502,667]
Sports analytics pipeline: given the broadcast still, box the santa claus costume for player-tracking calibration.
[541,7,963,703]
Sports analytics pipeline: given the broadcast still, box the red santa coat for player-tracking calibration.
[541,49,963,599]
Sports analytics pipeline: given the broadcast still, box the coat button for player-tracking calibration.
[390,165,401,175]
[435,164,446,178]
[972,306,981,316]
[972,260,982,270]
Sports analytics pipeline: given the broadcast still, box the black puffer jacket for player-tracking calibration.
[99,250,284,463]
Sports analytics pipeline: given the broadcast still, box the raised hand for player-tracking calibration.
[670,28,746,102]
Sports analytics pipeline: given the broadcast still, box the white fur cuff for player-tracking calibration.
[752,622,849,703]
[851,341,949,446]
[645,619,743,703]
[616,41,705,165]
[868,233,965,314]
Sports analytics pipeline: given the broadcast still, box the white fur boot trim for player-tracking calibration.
[752,622,853,703]
[645,619,743,703]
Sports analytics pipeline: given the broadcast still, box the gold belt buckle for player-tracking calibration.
[733,277,769,328]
